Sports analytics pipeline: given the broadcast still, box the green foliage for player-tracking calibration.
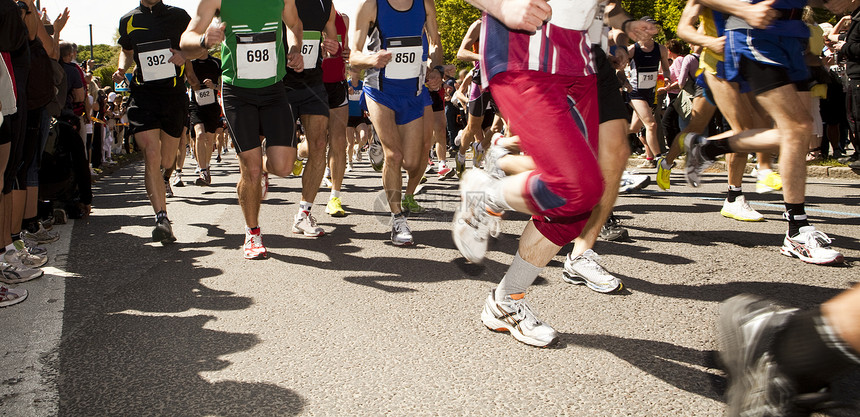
[620,0,686,44]
[94,66,117,89]
[77,44,122,68]
[434,0,481,70]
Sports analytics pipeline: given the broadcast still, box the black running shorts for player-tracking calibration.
[286,83,329,118]
[467,91,494,118]
[594,45,628,124]
[127,89,188,138]
[222,83,296,153]
[189,101,222,134]
[324,80,348,109]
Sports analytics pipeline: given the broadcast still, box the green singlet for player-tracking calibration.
[220,0,287,88]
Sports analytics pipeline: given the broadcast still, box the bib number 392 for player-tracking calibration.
[236,32,277,80]
[138,39,176,82]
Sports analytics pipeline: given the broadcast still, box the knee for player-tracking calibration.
[644,119,658,131]
[241,165,262,182]
[385,149,403,167]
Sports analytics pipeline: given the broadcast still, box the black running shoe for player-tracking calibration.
[152,217,176,244]
[599,214,628,241]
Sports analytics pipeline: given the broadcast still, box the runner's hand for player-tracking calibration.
[203,79,215,89]
[323,38,340,56]
[625,20,659,43]
[168,49,185,66]
[287,51,304,72]
[743,0,777,29]
[495,0,551,32]
[372,50,392,68]
[112,69,126,84]
[342,45,351,61]
[205,23,226,48]
[703,36,726,55]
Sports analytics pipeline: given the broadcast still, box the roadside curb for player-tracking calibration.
[626,159,860,179]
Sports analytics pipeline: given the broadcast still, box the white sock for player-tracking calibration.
[299,201,312,214]
[757,168,773,180]
[495,252,542,300]
[660,158,672,170]
[330,190,340,199]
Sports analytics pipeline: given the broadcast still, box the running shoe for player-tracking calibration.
[243,231,267,260]
[368,129,384,172]
[637,158,656,169]
[0,262,43,284]
[52,209,67,225]
[618,171,651,193]
[454,155,466,178]
[451,169,502,264]
[21,239,47,257]
[656,156,672,190]
[152,217,177,244]
[401,194,425,214]
[195,169,211,186]
[780,226,843,265]
[718,295,805,417]
[682,133,714,187]
[391,215,414,246]
[437,165,454,179]
[261,172,269,199]
[292,159,304,176]
[482,141,509,179]
[326,197,346,217]
[0,285,27,307]
[562,249,622,293]
[4,248,47,268]
[454,129,463,146]
[322,176,333,188]
[216,155,222,163]
[481,289,558,347]
[756,171,783,194]
[471,141,484,168]
[721,196,764,222]
[21,224,59,244]
[599,213,628,241]
[40,217,54,231]
[171,170,184,187]
[292,212,324,237]
[164,178,174,198]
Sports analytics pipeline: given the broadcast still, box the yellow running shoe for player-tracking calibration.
[656,156,672,190]
[325,197,346,217]
[292,159,304,176]
[756,172,782,194]
[401,194,425,214]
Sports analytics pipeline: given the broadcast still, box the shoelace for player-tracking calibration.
[510,298,542,327]
[606,214,621,228]
[393,217,410,235]
[306,214,319,228]
[576,250,604,273]
[247,233,263,248]
[803,230,833,249]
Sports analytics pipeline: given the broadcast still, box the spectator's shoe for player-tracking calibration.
[562,249,622,293]
[481,289,558,347]
[21,239,48,257]
[718,295,818,417]
[164,178,174,198]
[721,196,764,222]
[682,133,714,187]
[292,212,324,237]
[599,214,629,241]
[152,217,177,245]
[52,209,67,225]
[756,171,783,194]
[195,169,211,186]
[325,197,346,217]
[391,215,414,246]
[452,169,502,264]
[171,171,184,187]
[243,231,267,260]
[0,262,43,284]
[368,130,384,172]
[261,173,269,200]
[4,248,48,268]
[618,171,650,193]
[22,224,59,244]
[0,286,27,307]
[850,159,860,170]
[401,195,425,214]
[780,226,843,265]
[656,156,672,190]
[40,217,54,231]
[292,159,304,176]
[483,140,509,179]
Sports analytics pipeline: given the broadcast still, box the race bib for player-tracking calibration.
[348,90,360,101]
[195,88,216,106]
[302,31,321,69]
[549,0,600,31]
[236,32,277,80]
[638,71,657,89]
[385,36,423,80]
[138,40,176,82]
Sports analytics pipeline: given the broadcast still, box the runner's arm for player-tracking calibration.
[425,0,443,68]
[185,60,201,90]
[283,0,305,71]
[349,0,390,70]
[457,20,482,63]
[464,0,550,33]
[660,44,671,80]
[605,0,659,42]
[180,0,222,60]
[113,48,134,83]
[323,5,340,56]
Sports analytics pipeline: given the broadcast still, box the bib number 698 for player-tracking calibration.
[246,49,270,63]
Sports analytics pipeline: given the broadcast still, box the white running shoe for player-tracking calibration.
[720,196,764,222]
[0,262,43,284]
[4,248,47,268]
[481,289,558,347]
[454,129,464,146]
[618,171,651,193]
[780,226,843,265]
[292,212,324,237]
[391,215,414,246]
[483,137,509,179]
[0,285,28,307]
[452,170,502,264]
[682,133,714,187]
[562,249,622,293]
[368,130,384,172]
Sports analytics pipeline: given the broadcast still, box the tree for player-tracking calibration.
[435,0,481,70]
[77,44,122,68]
[621,0,685,43]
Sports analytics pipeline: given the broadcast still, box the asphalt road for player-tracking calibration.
[2,153,859,416]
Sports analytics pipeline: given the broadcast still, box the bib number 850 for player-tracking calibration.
[246,49,270,63]
[394,52,415,64]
